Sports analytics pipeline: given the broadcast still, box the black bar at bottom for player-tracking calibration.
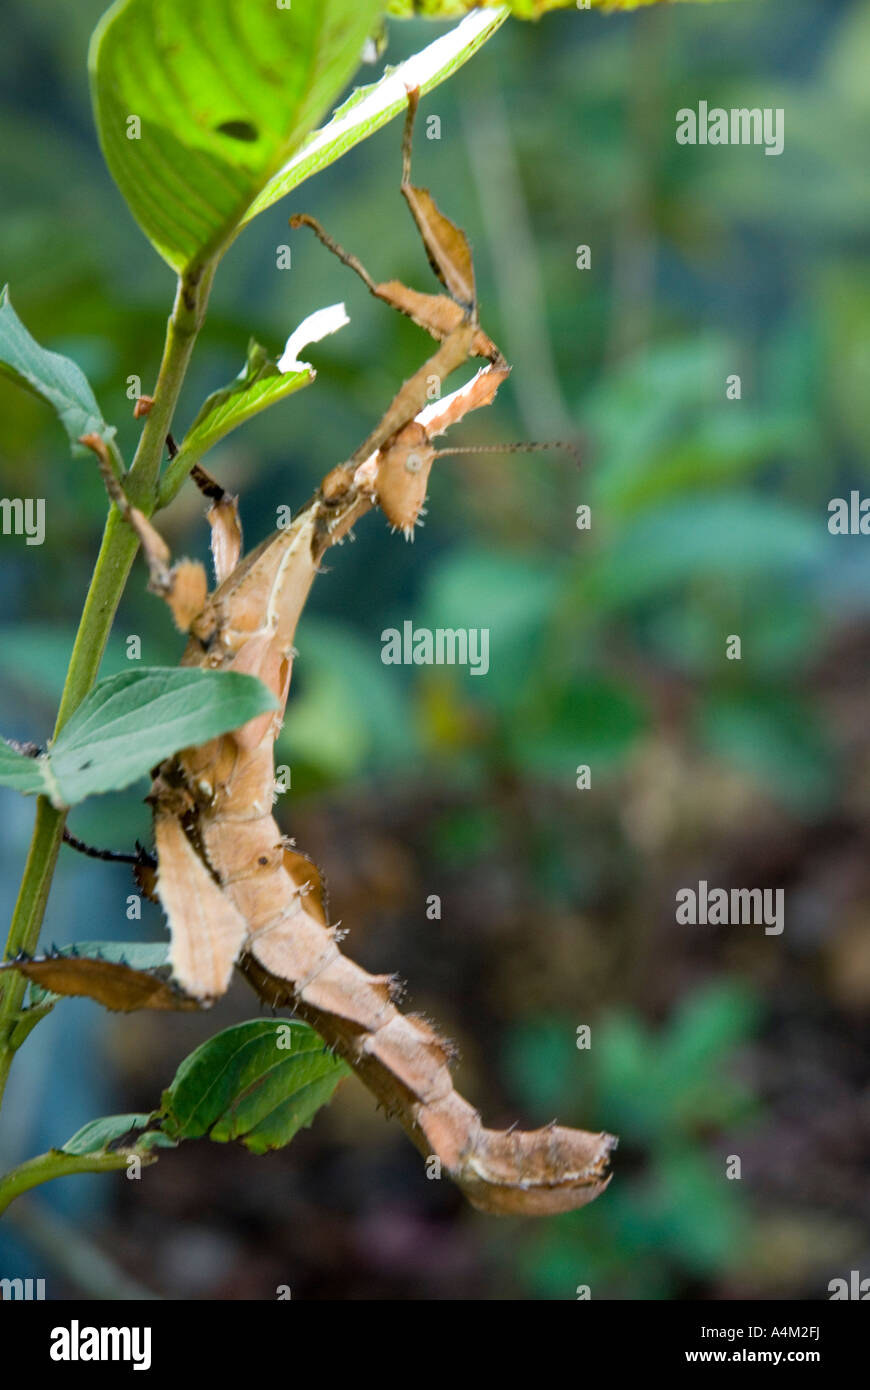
[0,1297,864,1375]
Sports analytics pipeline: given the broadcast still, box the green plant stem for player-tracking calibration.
[0,265,214,1111]
[126,267,215,509]
[0,1149,149,1217]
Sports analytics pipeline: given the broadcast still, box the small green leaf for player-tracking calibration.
[0,286,115,456]
[0,738,47,797]
[177,304,349,468]
[90,0,384,274]
[160,1019,348,1154]
[62,1113,152,1156]
[23,941,171,1008]
[137,1129,179,1152]
[244,8,507,227]
[0,668,277,808]
[62,1113,176,1156]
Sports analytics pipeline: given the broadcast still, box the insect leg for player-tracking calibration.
[288,213,379,296]
[84,434,208,633]
[399,86,476,313]
[190,463,243,587]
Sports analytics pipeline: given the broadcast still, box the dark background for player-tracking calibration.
[1,0,869,1299]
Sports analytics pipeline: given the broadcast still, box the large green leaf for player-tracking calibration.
[90,0,384,275]
[0,667,277,808]
[0,286,115,457]
[242,7,508,227]
[159,1019,348,1154]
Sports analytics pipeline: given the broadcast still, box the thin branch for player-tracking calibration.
[0,1148,150,1218]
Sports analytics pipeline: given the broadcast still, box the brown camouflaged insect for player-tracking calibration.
[9,91,614,1215]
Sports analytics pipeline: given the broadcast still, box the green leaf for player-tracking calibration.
[62,1113,153,1155]
[243,8,508,227]
[177,305,349,467]
[24,941,171,1009]
[0,286,115,456]
[56,1022,346,1169]
[0,667,277,808]
[159,1018,348,1154]
[49,668,277,806]
[90,0,385,275]
[62,1113,176,1156]
[0,738,46,796]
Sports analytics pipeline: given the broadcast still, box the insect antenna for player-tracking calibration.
[434,440,583,467]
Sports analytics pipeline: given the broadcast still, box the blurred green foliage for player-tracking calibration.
[503,982,761,1298]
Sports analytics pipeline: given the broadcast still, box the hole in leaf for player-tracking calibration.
[215,119,259,143]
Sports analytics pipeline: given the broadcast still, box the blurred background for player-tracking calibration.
[1,0,869,1300]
